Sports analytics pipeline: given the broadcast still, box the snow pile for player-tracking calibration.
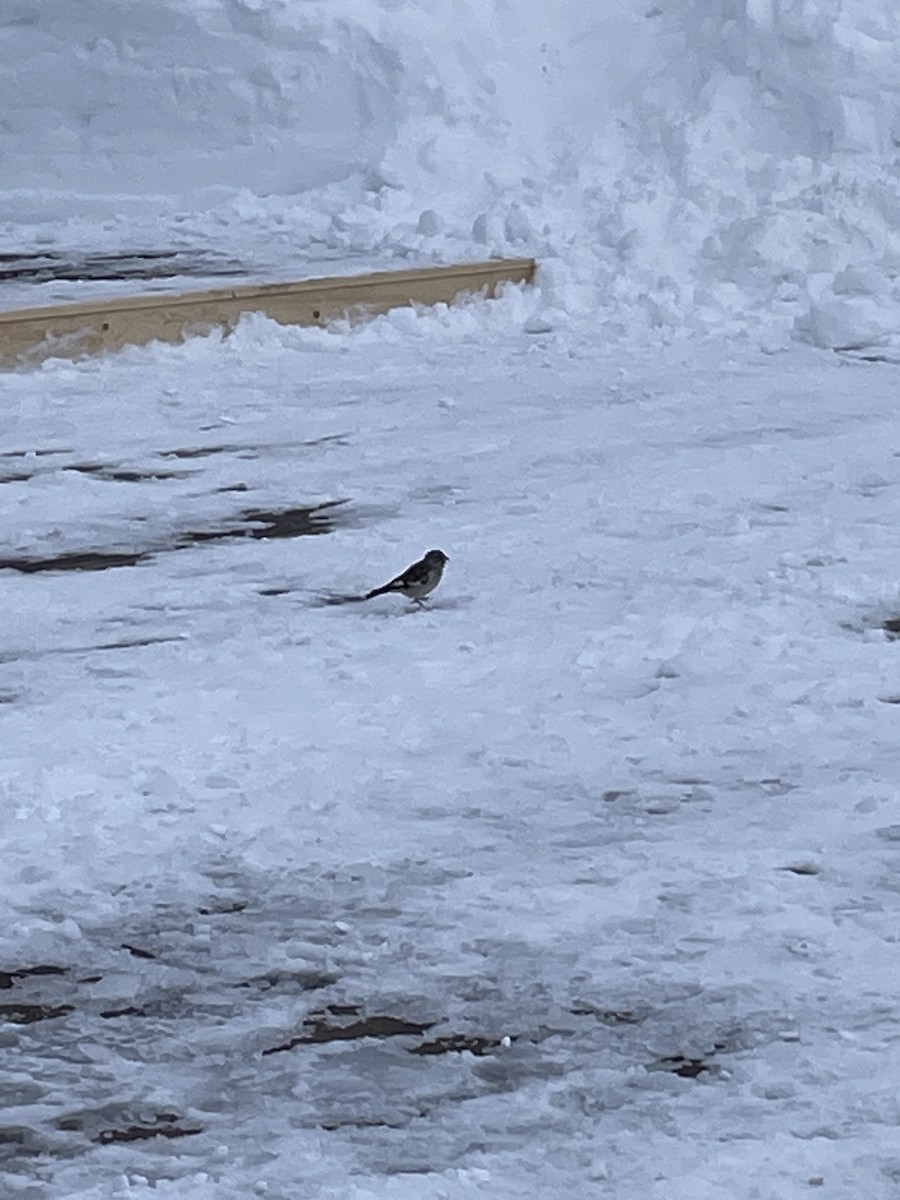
[0,0,400,197]
[4,0,900,341]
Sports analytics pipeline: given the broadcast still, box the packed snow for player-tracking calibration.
[3,2,900,1198]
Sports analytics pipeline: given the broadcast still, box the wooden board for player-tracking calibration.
[0,257,536,366]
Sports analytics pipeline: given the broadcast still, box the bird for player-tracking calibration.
[364,549,449,606]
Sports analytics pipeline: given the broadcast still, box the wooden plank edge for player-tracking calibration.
[0,257,536,366]
[0,257,537,323]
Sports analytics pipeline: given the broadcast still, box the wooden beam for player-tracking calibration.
[0,257,536,366]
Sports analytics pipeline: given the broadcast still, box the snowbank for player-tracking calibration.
[3,0,900,341]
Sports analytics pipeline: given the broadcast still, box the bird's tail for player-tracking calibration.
[364,585,392,600]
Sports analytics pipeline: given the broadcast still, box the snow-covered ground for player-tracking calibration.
[5,308,900,1200]
[4,2,900,1198]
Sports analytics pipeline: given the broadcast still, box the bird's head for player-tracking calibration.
[425,549,449,565]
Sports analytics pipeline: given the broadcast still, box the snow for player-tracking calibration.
[5,0,900,340]
[3,3,900,1198]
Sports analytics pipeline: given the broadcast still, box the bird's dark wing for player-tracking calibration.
[364,560,427,599]
[395,561,430,587]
